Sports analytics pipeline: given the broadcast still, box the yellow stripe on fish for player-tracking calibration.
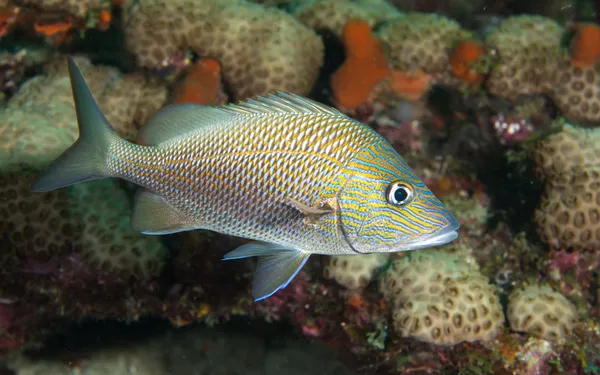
[31,57,459,301]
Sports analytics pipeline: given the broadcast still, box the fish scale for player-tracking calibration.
[107,112,371,251]
[32,58,459,301]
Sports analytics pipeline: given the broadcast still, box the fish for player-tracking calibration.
[32,57,460,301]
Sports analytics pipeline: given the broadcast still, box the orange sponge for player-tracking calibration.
[449,40,485,85]
[389,69,432,102]
[331,19,390,110]
[173,58,221,105]
[570,23,600,68]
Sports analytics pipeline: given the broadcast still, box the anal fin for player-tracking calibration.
[131,190,197,235]
[223,242,311,301]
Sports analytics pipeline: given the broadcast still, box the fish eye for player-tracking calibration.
[386,182,413,206]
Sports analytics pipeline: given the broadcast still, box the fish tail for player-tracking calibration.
[31,57,124,192]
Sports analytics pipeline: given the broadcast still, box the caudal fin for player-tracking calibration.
[31,57,121,192]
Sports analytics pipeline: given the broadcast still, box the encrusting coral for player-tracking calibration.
[533,123,600,250]
[293,0,401,39]
[323,253,390,290]
[507,284,578,343]
[550,57,600,124]
[377,13,468,73]
[122,0,324,100]
[380,249,504,345]
[532,123,600,180]
[484,15,563,101]
[535,166,600,250]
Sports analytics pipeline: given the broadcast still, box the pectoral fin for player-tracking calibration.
[131,190,196,235]
[286,198,334,224]
[223,242,311,301]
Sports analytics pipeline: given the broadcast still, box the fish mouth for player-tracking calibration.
[398,217,460,252]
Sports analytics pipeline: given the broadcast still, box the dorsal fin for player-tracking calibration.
[222,91,344,117]
[138,104,233,145]
[138,92,345,145]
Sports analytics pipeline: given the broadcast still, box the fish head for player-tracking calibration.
[338,142,459,253]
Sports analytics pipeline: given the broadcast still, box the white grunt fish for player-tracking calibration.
[32,58,460,301]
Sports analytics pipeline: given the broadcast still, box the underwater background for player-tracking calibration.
[0,0,600,374]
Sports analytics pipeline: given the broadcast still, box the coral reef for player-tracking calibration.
[550,58,600,125]
[533,123,600,250]
[122,0,324,100]
[535,166,600,250]
[293,0,401,39]
[533,123,600,180]
[0,56,169,285]
[324,253,389,290]
[389,0,487,24]
[508,284,578,343]
[0,1,114,45]
[0,54,169,308]
[377,13,468,73]
[484,15,563,101]
[2,1,600,374]
[381,249,504,345]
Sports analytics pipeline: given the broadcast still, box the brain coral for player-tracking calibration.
[122,0,324,100]
[484,15,563,101]
[380,249,504,345]
[323,253,390,290]
[0,55,168,278]
[376,13,469,73]
[533,124,600,250]
[293,0,402,39]
[508,284,578,342]
[550,58,600,125]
